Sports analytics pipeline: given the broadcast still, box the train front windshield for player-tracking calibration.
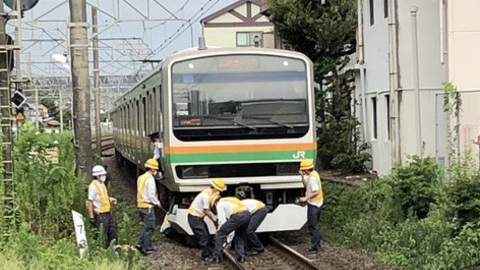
[171,54,310,141]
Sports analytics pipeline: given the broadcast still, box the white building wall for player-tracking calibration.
[359,0,391,173]
[357,0,447,175]
[448,0,480,156]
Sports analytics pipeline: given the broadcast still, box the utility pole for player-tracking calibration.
[92,7,101,152]
[68,0,92,180]
[0,3,15,235]
[411,6,422,155]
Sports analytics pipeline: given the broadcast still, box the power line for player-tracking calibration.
[146,0,220,59]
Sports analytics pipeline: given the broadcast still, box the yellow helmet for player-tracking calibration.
[144,158,159,170]
[211,178,226,191]
[299,159,315,170]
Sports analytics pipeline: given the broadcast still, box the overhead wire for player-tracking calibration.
[146,0,220,59]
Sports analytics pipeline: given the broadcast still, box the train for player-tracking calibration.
[111,45,317,235]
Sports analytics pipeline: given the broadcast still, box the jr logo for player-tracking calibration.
[293,151,306,159]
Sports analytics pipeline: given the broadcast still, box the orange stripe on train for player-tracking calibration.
[165,143,317,154]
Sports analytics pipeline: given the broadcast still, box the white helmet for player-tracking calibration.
[92,165,107,176]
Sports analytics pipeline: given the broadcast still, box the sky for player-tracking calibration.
[5,0,236,77]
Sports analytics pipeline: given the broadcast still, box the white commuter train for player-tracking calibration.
[111,46,316,235]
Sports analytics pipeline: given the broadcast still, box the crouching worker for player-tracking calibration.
[87,165,118,248]
[237,191,268,256]
[187,178,226,262]
[210,196,251,264]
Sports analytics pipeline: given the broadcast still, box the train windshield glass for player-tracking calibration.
[171,54,309,141]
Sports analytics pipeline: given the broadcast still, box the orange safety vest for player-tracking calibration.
[188,188,216,218]
[307,170,324,205]
[91,180,111,213]
[220,197,247,215]
[137,172,155,208]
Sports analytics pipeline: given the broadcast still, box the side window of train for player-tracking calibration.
[158,85,163,134]
[136,99,140,136]
[128,102,131,134]
[142,96,147,136]
[152,88,157,132]
[145,92,149,136]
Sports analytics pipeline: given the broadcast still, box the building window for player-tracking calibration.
[372,97,377,139]
[236,32,262,47]
[385,94,390,140]
[369,0,374,25]
[384,0,388,18]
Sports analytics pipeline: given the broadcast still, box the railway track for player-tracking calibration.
[267,237,320,270]
[220,237,320,270]
[222,250,246,270]
[91,135,114,152]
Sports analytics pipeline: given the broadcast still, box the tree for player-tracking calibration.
[268,0,370,172]
[40,98,58,117]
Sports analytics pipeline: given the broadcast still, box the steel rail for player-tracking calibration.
[269,237,320,270]
[222,250,246,270]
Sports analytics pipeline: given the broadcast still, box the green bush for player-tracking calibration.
[389,156,441,219]
[321,154,480,269]
[13,123,86,238]
[443,155,480,229]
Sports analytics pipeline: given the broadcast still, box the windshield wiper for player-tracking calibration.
[241,115,294,130]
[203,115,257,131]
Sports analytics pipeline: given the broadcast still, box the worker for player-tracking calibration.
[237,191,268,256]
[187,178,227,262]
[148,132,163,178]
[87,165,118,248]
[135,158,163,255]
[210,196,251,264]
[298,159,323,254]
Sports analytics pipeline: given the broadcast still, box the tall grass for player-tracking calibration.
[0,123,145,269]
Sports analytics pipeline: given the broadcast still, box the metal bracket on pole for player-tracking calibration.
[68,22,89,28]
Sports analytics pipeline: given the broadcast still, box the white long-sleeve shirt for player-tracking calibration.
[137,172,160,207]
[216,197,247,226]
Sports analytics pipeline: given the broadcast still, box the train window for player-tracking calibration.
[142,96,146,136]
[136,99,140,136]
[128,103,131,134]
[152,88,157,132]
[145,92,150,136]
[170,54,309,141]
[150,92,154,133]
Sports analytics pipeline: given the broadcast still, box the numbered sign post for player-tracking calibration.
[72,210,88,257]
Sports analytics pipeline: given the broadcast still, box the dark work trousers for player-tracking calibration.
[137,207,156,251]
[95,212,118,248]
[246,207,268,252]
[212,211,251,260]
[188,214,211,259]
[307,203,322,250]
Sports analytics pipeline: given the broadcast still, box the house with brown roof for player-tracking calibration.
[200,0,282,48]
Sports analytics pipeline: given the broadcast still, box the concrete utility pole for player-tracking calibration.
[68,0,92,180]
[411,6,422,156]
[92,7,101,152]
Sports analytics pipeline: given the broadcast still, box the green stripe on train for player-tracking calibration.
[165,150,315,163]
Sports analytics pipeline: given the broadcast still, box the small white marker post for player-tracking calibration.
[72,210,88,258]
